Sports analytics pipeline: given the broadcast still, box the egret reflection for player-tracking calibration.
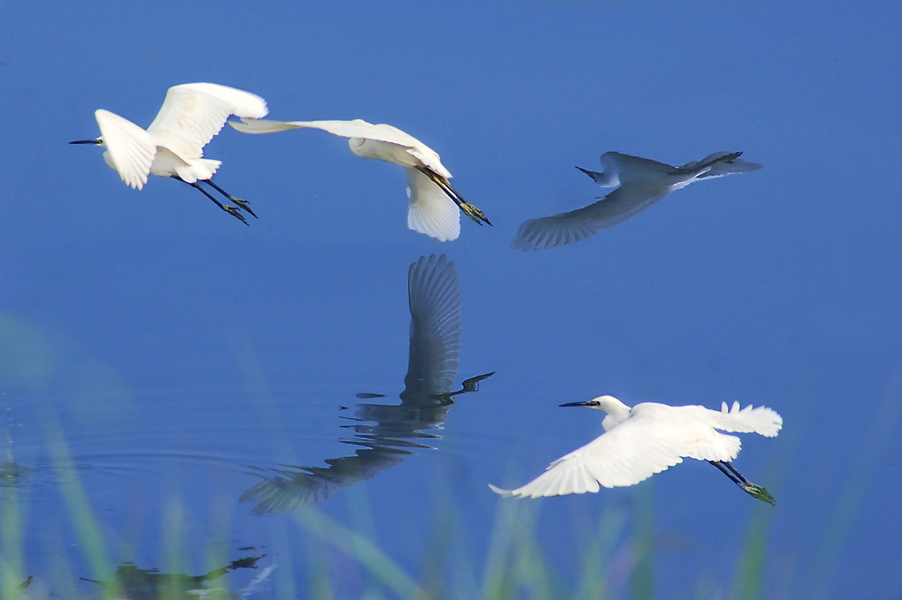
[512,151,762,250]
[241,255,493,513]
[81,555,268,598]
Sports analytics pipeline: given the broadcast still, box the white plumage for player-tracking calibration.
[229,117,491,241]
[73,82,268,223]
[490,395,781,502]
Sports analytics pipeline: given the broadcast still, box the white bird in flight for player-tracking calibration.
[512,151,762,250]
[490,395,782,503]
[71,83,268,224]
[229,117,491,241]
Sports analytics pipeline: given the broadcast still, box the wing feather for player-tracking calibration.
[230,118,449,176]
[147,83,267,160]
[402,254,461,400]
[405,168,460,241]
[511,185,669,250]
[491,415,690,498]
[95,109,156,189]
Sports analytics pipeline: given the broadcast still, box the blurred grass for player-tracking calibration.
[2,311,899,598]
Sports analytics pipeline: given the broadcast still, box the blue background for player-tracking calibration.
[1,2,900,598]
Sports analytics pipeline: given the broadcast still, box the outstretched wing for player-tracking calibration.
[490,414,691,498]
[511,184,669,251]
[405,168,461,241]
[229,118,448,176]
[95,109,156,189]
[147,83,268,160]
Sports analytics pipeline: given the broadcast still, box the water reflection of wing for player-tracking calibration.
[401,254,461,401]
[241,254,486,514]
[511,184,670,251]
[241,446,408,512]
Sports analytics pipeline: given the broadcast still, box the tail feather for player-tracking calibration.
[716,401,783,437]
[175,158,220,183]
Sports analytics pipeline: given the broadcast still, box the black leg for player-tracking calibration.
[708,460,775,504]
[708,460,743,485]
[200,179,258,219]
[417,167,492,226]
[173,177,248,225]
[721,460,754,485]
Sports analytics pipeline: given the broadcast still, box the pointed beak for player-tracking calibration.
[69,139,99,145]
[560,400,593,408]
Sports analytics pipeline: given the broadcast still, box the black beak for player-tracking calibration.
[69,139,99,145]
[560,400,593,408]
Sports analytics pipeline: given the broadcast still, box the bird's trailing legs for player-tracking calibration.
[203,178,258,219]
[417,167,492,226]
[682,151,744,176]
[708,460,775,504]
[173,177,256,225]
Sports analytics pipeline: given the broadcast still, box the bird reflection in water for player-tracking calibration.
[80,555,269,599]
[512,151,762,250]
[241,254,493,514]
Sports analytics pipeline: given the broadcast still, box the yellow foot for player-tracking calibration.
[461,202,492,226]
[741,482,775,504]
[231,197,258,218]
[224,205,249,225]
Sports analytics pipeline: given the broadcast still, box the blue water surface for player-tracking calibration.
[1,2,900,598]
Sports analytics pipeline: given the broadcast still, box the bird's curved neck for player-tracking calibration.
[600,400,631,430]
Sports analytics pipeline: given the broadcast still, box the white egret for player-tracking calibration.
[229,117,491,241]
[512,151,762,250]
[490,395,781,503]
[71,83,268,224]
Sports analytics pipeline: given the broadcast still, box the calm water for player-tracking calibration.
[2,2,901,598]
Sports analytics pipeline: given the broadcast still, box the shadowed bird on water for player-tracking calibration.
[71,82,268,224]
[512,151,762,250]
[490,394,781,503]
[239,255,493,513]
[230,117,491,241]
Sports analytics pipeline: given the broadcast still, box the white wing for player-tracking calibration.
[147,83,268,160]
[229,118,449,176]
[402,254,461,400]
[511,184,670,251]
[490,413,695,498]
[405,168,461,241]
[95,109,156,189]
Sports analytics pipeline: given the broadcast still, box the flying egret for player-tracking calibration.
[229,117,491,241]
[71,83,268,224]
[512,151,762,250]
[490,395,781,503]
